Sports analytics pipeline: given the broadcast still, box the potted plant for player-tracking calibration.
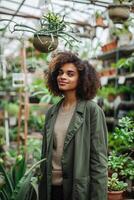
[108,0,130,23]
[0,154,46,200]
[97,86,117,99]
[101,27,117,52]
[4,102,19,126]
[28,78,60,104]
[108,152,127,176]
[1,11,78,53]
[108,151,134,179]
[111,21,133,47]
[109,117,134,153]
[117,85,133,101]
[113,57,133,75]
[108,173,128,200]
[95,11,105,27]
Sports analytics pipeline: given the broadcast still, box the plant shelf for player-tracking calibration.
[96,45,134,60]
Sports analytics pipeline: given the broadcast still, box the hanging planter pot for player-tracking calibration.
[108,4,130,23]
[33,34,58,53]
[1,11,79,53]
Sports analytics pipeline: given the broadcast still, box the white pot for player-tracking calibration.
[117,32,132,47]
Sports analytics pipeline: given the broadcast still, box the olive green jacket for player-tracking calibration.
[39,99,108,200]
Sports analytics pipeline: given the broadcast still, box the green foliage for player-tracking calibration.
[29,78,61,104]
[0,155,46,200]
[97,86,117,99]
[41,11,66,33]
[9,127,18,141]
[113,56,134,71]
[27,138,41,165]
[108,173,128,191]
[108,151,127,172]
[0,126,5,147]
[109,117,134,152]
[108,151,134,180]
[95,11,103,19]
[28,114,45,132]
[127,111,134,119]
[0,75,13,91]
[0,127,5,137]
[117,85,134,95]
[5,103,19,117]
[120,159,134,180]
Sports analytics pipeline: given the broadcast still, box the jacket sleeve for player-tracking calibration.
[90,105,108,200]
[39,108,52,200]
[40,108,52,169]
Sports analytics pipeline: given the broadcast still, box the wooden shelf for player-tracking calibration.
[117,101,134,110]
[96,45,134,60]
[0,91,17,96]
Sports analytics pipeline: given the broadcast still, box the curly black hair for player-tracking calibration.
[47,51,100,100]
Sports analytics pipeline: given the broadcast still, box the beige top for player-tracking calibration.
[52,103,76,185]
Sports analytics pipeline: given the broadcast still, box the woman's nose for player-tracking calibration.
[60,73,67,79]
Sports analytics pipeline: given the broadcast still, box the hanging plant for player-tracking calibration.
[108,0,131,23]
[0,11,78,53]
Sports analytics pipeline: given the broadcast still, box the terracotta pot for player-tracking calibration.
[33,35,58,53]
[108,169,113,177]
[108,191,124,200]
[108,4,130,23]
[96,17,105,26]
[101,41,117,52]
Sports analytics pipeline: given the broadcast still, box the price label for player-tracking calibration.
[118,76,125,84]
[12,73,32,88]
[100,77,108,85]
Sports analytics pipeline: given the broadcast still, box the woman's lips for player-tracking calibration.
[58,81,68,85]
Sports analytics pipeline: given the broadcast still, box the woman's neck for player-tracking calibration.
[62,92,77,111]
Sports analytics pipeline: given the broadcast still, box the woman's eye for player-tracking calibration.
[68,72,74,77]
[58,70,63,75]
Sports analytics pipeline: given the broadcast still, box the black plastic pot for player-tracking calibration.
[29,96,40,104]
[33,35,58,53]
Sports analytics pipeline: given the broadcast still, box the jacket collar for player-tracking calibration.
[50,98,86,117]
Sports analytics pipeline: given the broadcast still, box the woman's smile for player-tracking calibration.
[58,80,68,85]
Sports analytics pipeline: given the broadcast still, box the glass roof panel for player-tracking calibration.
[0,0,134,57]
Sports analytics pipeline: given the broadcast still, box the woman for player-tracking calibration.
[39,51,108,200]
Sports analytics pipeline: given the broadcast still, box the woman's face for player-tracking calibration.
[57,63,79,93]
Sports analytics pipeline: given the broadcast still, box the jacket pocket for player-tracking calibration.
[73,176,90,200]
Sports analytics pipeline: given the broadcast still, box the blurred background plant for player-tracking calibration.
[28,77,61,104]
[110,117,134,153]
